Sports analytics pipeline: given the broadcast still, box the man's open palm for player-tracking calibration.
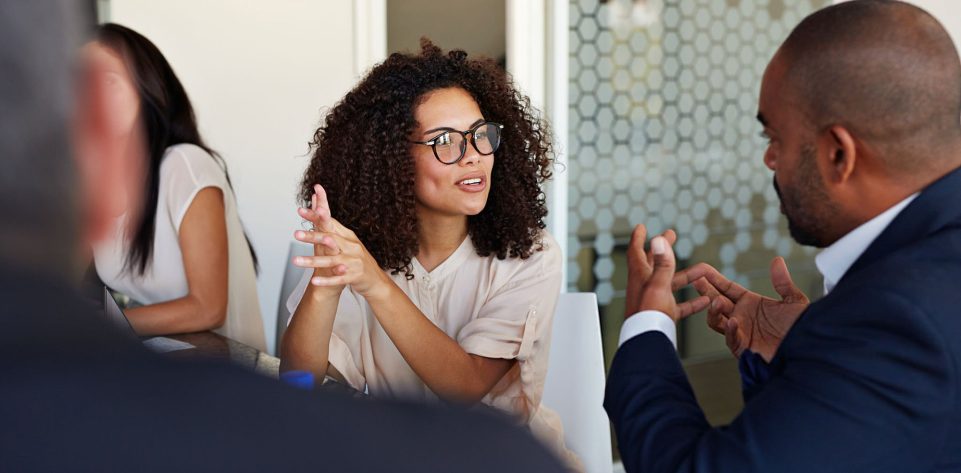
[675,257,809,361]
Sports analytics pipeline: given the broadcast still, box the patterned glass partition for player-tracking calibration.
[566,0,829,423]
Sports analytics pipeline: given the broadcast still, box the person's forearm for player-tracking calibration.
[280,285,341,379]
[125,294,226,336]
[365,281,499,403]
[606,333,712,473]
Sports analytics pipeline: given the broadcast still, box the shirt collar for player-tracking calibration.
[410,236,474,282]
[814,193,919,295]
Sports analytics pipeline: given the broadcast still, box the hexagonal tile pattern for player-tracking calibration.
[568,0,822,321]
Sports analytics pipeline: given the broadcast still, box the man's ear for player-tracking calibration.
[825,125,857,183]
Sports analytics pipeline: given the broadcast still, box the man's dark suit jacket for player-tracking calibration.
[0,267,563,473]
[605,166,961,473]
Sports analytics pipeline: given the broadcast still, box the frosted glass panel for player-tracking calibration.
[566,0,828,377]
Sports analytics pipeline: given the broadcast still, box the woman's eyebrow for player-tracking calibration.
[424,126,455,135]
[423,118,485,135]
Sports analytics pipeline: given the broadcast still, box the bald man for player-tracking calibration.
[607,1,961,472]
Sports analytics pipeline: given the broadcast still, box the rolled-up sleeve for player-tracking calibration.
[456,237,562,412]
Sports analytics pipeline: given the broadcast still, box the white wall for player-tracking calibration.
[834,0,961,48]
[905,0,961,46]
[108,0,360,354]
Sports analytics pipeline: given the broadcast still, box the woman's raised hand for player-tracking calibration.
[293,184,388,297]
[295,184,344,290]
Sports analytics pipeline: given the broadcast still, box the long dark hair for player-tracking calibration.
[96,23,257,274]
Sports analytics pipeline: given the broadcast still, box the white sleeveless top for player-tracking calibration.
[94,144,266,351]
[287,232,582,470]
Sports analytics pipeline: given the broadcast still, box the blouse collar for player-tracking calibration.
[410,236,475,282]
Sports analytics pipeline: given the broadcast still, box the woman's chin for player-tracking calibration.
[419,195,489,218]
[452,201,488,217]
[463,196,490,215]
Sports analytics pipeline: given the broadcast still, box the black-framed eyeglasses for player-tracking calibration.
[411,121,504,165]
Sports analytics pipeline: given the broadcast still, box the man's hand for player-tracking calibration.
[625,224,710,322]
[675,257,809,361]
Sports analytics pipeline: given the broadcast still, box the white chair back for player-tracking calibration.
[275,241,313,353]
[542,292,612,473]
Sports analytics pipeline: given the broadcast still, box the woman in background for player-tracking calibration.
[86,23,266,351]
[282,40,580,470]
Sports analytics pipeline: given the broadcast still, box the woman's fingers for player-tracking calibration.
[311,274,349,287]
[294,230,343,254]
[295,184,335,232]
[297,184,358,240]
[312,184,335,228]
[313,184,329,211]
[293,255,346,269]
[297,205,317,222]
[317,235,340,255]
[326,215,355,240]
[297,199,327,228]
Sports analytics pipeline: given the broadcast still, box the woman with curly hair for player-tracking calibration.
[281,40,579,469]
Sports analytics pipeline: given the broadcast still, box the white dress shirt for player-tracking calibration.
[619,193,919,349]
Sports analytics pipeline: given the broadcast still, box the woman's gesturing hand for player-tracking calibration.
[293,184,389,297]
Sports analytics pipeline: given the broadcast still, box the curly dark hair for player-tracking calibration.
[301,39,554,278]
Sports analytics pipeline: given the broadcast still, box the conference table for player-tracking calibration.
[159,331,281,379]
[156,331,364,397]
